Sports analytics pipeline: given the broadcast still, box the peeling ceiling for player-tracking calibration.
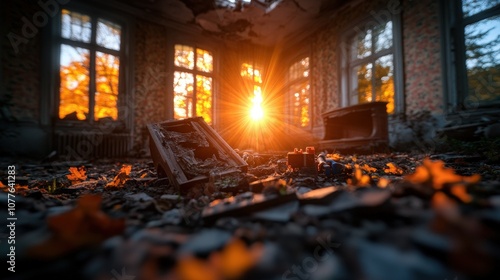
[117,0,348,45]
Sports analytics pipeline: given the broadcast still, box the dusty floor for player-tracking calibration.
[1,149,500,280]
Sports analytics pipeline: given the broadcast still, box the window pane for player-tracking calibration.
[174,71,194,119]
[174,45,194,69]
[59,44,90,120]
[95,52,120,120]
[97,19,121,51]
[241,63,263,83]
[196,49,213,73]
[353,30,372,59]
[352,63,373,105]
[374,55,395,113]
[196,75,213,124]
[462,0,500,17]
[289,57,309,81]
[61,9,91,43]
[290,81,310,127]
[374,21,393,53]
[464,16,500,104]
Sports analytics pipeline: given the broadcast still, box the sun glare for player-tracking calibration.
[250,92,264,121]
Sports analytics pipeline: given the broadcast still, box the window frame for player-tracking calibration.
[339,11,404,114]
[440,0,500,113]
[172,43,216,125]
[286,55,312,129]
[47,2,131,129]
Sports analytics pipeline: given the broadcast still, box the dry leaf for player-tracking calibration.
[67,166,87,183]
[361,164,377,173]
[384,162,403,175]
[27,194,124,259]
[176,239,263,280]
[405,158,480,190]
[106,164,132,188]
[377,177,391,188]
[347,164,371,187]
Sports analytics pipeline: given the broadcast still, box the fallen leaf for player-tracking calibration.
[347,164,371,187]
[384,162,403,175]
[176,238,263,280]
[404,158,480,190]
[361,164,377,173]
[27,194,124,259]
[377,177,391,188]
[106,164,132,188]
[67,166,87,183]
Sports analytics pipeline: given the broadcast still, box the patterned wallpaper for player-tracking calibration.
[132,20,169,151]
[310,0,444,120]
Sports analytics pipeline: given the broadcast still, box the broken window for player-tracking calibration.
[344,20,395,114]
[59,9,122,121]
[173,45,214,124]
[288,57,310,128]
[241,62,264,121]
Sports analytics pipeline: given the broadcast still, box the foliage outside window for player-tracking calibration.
[173,45,214,124]
[241,62,264,121]
[346,20,395,114]
[459,0,500,106]
[59,9,122,121]
[288,57,310,127]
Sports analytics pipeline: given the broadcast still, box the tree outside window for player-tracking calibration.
[58,9,122,121]
[347,20,395,114]
[173,45,214,124]
[288,57,310,128]
[460,0,500,106]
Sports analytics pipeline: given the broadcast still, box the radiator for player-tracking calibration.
[55,132,131,158]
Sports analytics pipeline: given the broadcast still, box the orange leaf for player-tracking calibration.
[361,164,377,173]
[106,164,132,188]
[377,177,391,188]
[405,158,480,190]
[213,239,263,279]
[67,166,87,183]
[28,194,124,259]
[384,162,403,175]
[450,185,472,203]
[347,164,371,187]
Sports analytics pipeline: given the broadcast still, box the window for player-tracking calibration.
[173,45,214,124]
[444,0,500,109]
[287,57,311,128]
[342,19,396,114]
[241,62,264,121]
[58,9,123,121]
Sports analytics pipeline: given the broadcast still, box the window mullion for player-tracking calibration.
[192,49,198,117]
[88,16,97,123]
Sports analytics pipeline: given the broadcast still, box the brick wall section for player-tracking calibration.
[2,0,42,122]
[132,20,169,151]
[311,0,444,122]
[402,0,443,114]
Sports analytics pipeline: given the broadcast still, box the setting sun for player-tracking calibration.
[249,91,264,121]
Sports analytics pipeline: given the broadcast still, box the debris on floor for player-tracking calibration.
[2,134,500,279]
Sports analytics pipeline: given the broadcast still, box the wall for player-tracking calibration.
[0,0,49,158]
[132,20,169,154]
[308,0,444,147]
